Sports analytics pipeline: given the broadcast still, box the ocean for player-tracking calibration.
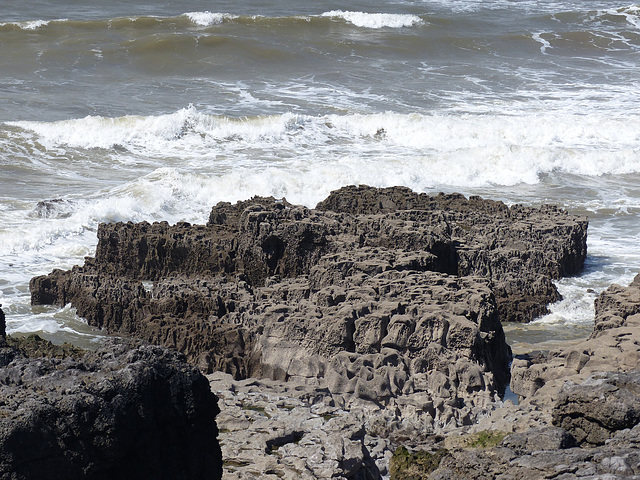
[1,0,639,353]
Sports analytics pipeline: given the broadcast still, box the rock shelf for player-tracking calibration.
[26,185,593,478]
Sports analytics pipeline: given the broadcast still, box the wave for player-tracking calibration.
[598,4,640,29]
[183,11,238,27]
[319,11,424,28]
[8,106,640,188]
[0,19,61,31]
[0,9,425,32]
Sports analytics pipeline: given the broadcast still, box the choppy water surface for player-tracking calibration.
[1,0,640,350]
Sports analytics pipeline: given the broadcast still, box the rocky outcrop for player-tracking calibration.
[593,273,640,334]
[411,422,640,479]
[29,186,587,437]
[416,273,640,480]
[316,185,588,323]
[506,275,640,445]
[511,275,640,405]
[552,370,640,446]
[0,336,222,480]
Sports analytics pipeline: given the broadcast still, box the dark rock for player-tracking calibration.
[0,304,5,342]
[0,338,222,480]
[317,185,587,322]
[5,334,85,360]
[31,199,74,219]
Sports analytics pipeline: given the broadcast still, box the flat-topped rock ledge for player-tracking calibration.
[28,185,589,477]
[0,326,222,480]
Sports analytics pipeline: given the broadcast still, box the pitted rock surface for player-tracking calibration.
[29,186,587,434]
[208,371,381,480]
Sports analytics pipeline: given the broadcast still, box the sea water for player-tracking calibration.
[1,0,640,351]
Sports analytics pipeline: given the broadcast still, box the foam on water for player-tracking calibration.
[319,11,424,28]
[2,19,52,30]
[9,107,640,192]
[183,11,236,26]
[597,5,640,28]
[2,0,640,349]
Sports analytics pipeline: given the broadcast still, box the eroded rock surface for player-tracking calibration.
[0,335,222,480]
[208,371,381,480]
[415,274,640,480]
[419,422,640,479]
[27,186,589,476]
[511,274,640,406]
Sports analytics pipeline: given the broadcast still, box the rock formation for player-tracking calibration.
[0,335,222,480]
[209,371,382,480]
[511,273,640,406]
[27,185,590,477]
[399,273,640,480]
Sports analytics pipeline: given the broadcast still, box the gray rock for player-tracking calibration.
[511,275,640,407]
[26,185,590,475]
[594,273,640,335]
[501,427,576,453]
[552,371,640,446]
[208,372,379,480]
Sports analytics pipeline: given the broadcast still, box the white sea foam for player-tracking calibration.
[320,10,423,28]
[604,5,640,28]
[1,19,50,30]
[183,11,235,26]
[531,32,552,53]
[9,107,640,193]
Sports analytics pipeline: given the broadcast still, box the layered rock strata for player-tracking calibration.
[0,332,222,480]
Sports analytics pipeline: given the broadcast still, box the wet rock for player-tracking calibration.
[0,338,222,480]
[31,198,74,219]
[0,304,5,341]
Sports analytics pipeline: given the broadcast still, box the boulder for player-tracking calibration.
[0,337,222,480]
[552,370,640,446]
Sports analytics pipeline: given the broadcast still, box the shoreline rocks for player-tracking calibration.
[409,274,640,480]
[26,185,592,478]
[0,330,222,480]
